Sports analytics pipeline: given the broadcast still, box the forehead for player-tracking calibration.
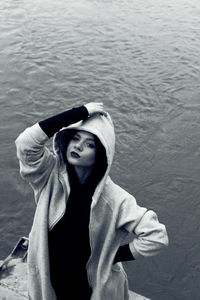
[74,130,95,140]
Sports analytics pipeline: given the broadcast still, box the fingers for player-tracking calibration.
[91,102,104,111]
[84,102,107,116]
[95,103,106,115]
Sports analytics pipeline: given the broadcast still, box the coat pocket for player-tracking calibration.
[103,263,129,300]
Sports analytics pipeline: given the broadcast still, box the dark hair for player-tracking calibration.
[60,129,107,190]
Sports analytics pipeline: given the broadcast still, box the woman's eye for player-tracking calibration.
[72,136,79,141]
[86,142,95,148]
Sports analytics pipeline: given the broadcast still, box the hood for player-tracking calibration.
[53,112,115,176]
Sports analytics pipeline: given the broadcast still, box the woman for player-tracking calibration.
[15,102,168,300]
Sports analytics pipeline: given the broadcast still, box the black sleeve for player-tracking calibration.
[39,106,88,138]
[113,244,135,264]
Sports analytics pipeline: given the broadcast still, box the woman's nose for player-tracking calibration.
[75,142,83,151]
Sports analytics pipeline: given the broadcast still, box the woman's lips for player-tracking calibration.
[71,151,80,158]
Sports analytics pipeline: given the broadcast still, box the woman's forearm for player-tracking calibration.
[39,105,88,138]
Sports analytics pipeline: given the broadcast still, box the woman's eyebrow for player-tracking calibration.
[74,133,95,142]
[86,138,95,142]
[73,133,81,139]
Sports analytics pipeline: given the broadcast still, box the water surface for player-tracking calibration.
[1,0,200,299]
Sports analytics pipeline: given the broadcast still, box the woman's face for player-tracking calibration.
[66,131,97,168]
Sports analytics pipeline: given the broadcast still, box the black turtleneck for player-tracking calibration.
[48,179,94,300]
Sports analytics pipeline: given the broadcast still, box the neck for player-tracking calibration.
[74,166,94,185]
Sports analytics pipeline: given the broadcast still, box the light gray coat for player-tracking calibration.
[15,112,168,300]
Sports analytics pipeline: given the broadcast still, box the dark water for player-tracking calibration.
[1,0,200,299]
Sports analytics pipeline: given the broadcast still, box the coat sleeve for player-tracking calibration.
[15,106,89,193]
[117,197,169,258]
[15,123,55,192]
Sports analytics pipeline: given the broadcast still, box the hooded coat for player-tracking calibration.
[15,107,168,300]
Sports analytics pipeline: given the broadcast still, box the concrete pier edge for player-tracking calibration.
[0,258,150,300]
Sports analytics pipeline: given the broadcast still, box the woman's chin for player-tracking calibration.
[67,156,78,166]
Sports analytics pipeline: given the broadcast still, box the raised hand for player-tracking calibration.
[84,102,107,116]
